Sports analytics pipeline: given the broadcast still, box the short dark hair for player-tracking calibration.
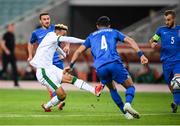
[164,10,176,17]
[39,12,49,20]
[96,16,111,27]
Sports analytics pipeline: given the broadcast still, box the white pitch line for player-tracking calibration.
[0,113,180,118]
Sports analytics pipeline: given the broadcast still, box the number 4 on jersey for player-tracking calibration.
[101,35,108,50]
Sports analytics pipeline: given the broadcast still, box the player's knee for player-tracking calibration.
[124,83,134,89]
[123,77,134,89]
[55,87,67,101]
[56,92,66,101]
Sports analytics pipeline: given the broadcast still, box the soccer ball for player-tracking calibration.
[171,76,180,89]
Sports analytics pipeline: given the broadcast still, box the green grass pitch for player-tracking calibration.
[0,89,180,125]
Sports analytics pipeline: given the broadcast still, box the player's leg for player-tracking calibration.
[170,74,180,111]
[47,63,65,110]
[36,67,66,112]
[163,65,179,113]
[123,77,135,104]
[96,63,133,119]
[122,77,140,118]
[42,86,66,112]
[46,86,65,110]
[111,62,139,119]
[106,82,133,119]
[106,82,125,114]
[170,63,180,112]
[46,85,65,111]
[50,60,64,104]
[61,73,102,96]
[172,63,180,104]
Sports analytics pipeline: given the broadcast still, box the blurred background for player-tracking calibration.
[0,0,180,85]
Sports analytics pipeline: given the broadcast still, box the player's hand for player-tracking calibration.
[151,42,158,48]
[140,55,148,65]
[27,56,32,62]
[63,66,72,74]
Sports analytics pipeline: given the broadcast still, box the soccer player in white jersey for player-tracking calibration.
[29,24,102,112]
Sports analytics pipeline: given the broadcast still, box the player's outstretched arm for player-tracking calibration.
[64,45,87,73]
[71,45,87,64]
[124,36,148,64]
[124,36,140,52]
[27,43,34,62]
[58,36,84,43]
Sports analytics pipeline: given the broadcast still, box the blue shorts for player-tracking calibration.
[163,61,180,85]
[96,61,129,85]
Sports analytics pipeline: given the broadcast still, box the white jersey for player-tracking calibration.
[30,32,60,68]
[30,32,84,69]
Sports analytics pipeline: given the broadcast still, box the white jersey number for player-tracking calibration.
[101,35,107,50]
[171,36,175,44]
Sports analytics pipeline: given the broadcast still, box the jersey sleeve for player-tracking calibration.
[116,30,126,42]
[152,27,161,42]
[56,46,66,58]
[30,31,37,44]
[83,36,91,48]
[58,36,84,43]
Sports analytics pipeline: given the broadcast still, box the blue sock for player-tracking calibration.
[125,86,135,104]
[52,92,56,97]
[110,89,125,114]
[173,89,180,105]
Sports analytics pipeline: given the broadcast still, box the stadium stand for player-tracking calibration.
[0,0,49,26]
[0,0,69,43]
[122,5,180,43]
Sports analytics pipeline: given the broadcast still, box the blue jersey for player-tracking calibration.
[153,25,180,64]
[30,25,64,69]
[30,25,55,44]
[83,28,126,69]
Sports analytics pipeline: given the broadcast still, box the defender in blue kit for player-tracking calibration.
[149,10,180,113]
[65,16,148,119]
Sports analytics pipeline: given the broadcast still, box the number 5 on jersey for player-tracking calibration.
[101,35,108,50]
[171,36,175,44]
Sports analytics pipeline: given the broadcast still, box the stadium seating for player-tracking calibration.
[122,6,180,43]
[0,0,48,26]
